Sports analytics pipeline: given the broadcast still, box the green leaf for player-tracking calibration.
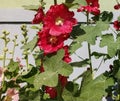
[91,52,111,59]
[79,21,109,45]
[112,60,120,76]
[21,35,38,51]
[44,49,73,76]
[65,0,87,8]
[70,21,109,54]
[34,49,73,90]
[70,24,85,39]
[22,5,40,11]
[7,59,19,72]
[78,74,114,101]
[100,34,120,57]
[70,59,90,67]
[19,89,41,101]
[34,71,58,90]
[20,65,38,84]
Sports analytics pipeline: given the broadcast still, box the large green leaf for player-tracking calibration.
[34,49,73,90]
[78,74,114,101]
[77,21,109,45]
[7,59,19,72]
[70,21,109,54]
[43,49,73,76]
[34,71,58,90]
[100,34,120,57]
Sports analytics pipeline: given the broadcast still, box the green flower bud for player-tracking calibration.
[15,43,18,46]
[14,34,18,38]
[0,55,4,60]
[3,47,8,52]
[0,34,5,39]
[9,51,13,54]
[6,38,10,42]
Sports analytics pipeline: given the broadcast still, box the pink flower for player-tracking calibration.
[37,28,64,54]
[5,88,19,101]
[43,4,77,36]
[113,20,120,30]
[32,7,44,24]
[63,46,71,63]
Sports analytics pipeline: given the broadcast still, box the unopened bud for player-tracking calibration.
[14,34,18,38]
[3,47,8,52]
[21,40,25,44]
[9,51,13,54]
[6,38,10,42]
[0,55,4,60]
[0,34,5,39]
[15,43,18,46]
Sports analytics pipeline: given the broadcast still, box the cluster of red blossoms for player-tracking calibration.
[77,0,100,15]
[113,2,120,31]
[32,4,77,99]
[113,20,120,31]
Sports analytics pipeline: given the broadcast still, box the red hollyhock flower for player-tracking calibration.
[114,4,120,10]
[113,20,120,30]
[45,86,57,99]
[59,74,68,87]
[63,46,71,63]
[43,4,77,36]
[77,0,100,15]
[86,0,99,7]
[32,7,44,24]
[37,28,64,54]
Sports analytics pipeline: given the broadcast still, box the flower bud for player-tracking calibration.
[0,34,5,39]
[14,34,18,38]
[6,38,10,42]
[15,43,18,46]
[3,47,8,52]
[0,55,4,60]
[9,51,13,54]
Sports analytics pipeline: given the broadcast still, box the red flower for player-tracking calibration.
[114,4,120,10]
[43,4,77,36]
[77,0,100,15]
[113,20,120,30]
[45,86,57,99]
[63,46,71,63]
[86,0,99,7]
[37,28,64,54]
[39,66,45,73]
[32,7,44,24]
[59,74,68,87]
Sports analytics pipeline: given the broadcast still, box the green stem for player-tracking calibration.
[56,82,63,101]
[88,43,92,74]
[86,12,93,74]
[26,55,29,70]
[12,42,16,59]
[54,0,57,5]
[73,74,82,82]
